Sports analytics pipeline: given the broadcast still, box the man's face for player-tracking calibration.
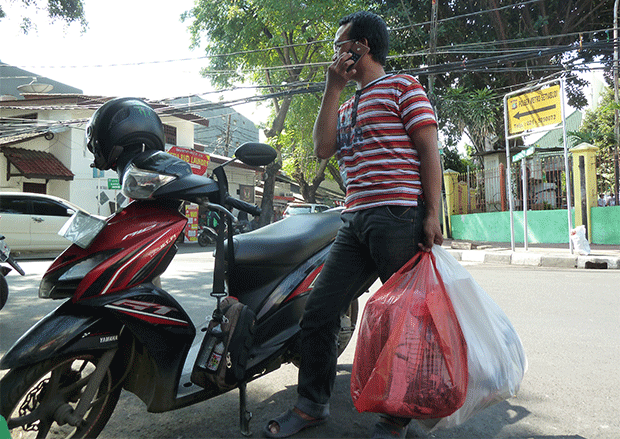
[333,23,354,59]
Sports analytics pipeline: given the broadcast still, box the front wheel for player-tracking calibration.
[0,350,123,439]
[197,230,213,247]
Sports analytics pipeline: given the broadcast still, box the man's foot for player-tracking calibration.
[263,407,328,438]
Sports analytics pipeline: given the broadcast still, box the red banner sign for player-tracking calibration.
[167,146,211,176]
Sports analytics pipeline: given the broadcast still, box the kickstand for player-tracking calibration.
[239,381,252,436]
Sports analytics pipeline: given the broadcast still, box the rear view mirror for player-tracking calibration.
[234,143,277,167]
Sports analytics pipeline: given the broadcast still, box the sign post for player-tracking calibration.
[507,84,562,135]
[504,78,573,252]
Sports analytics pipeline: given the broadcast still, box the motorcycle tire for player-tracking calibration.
[0,273,7,310]
[198,231,213,247]
[0,350,122,439]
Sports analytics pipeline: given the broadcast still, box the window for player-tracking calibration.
[31,198,73,217]
[0,196,30,215]
[163,124,177,145]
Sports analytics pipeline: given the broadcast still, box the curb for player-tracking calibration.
[445,249,620,269]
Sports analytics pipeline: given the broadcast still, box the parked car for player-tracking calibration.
[283,203,330,218]
[0,192,94,252]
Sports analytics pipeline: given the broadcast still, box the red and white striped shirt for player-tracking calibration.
[336,74,437,212]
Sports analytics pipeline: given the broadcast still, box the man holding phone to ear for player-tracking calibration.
[264,11,443,439]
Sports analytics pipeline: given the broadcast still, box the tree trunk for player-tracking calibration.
[258,95,291,227]
[293,158,329,203]
[327,162,346,194]
[259,159,282,227]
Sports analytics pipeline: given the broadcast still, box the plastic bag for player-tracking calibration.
[351,250,468,419]
[419,246,528,430]
[570,225,591,255]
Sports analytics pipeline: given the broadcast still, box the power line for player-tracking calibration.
[3,0,599,73]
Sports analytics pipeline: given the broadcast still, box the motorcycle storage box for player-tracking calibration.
[192,296,256,390]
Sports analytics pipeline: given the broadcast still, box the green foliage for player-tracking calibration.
[574,87,618,193]
[3,0,87,33]
[436,86,502,154]
[183,0,366,89]
[376,0,615,155]
[441,146,476,175]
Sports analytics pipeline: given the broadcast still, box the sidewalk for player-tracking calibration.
[443,239,620,269]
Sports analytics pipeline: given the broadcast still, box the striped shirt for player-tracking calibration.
[336,74,437,212]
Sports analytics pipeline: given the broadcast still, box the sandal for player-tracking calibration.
[263,408,328,438]
[371,420,409,439]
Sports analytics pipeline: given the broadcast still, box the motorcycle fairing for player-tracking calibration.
[0,301,121,370]
[42,200,186,301]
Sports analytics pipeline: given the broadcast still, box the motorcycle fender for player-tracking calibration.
[0,301,121,370]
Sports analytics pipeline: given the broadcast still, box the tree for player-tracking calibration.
[377,0,616,155]
[572,87,618,193]
[280,87,348,203]
[435,87,502,154]
[0,0,87,33]
[183,0,366,224]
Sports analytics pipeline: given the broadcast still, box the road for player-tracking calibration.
[1,244,619,438]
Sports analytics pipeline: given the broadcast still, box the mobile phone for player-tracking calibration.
[347,42,370,72]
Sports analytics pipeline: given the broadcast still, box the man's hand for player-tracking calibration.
[418,214,443,252]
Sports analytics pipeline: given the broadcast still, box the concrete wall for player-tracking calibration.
[450,207,620,245]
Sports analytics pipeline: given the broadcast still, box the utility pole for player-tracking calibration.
[224,114,232,157]
[428,0,438,96]
[614,0,619,205]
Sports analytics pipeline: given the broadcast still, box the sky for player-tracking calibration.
[0,0,268,124]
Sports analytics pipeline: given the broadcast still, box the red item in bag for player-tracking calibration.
[351,250,468,419]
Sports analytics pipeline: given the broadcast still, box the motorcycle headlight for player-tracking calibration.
[122,164,177,199]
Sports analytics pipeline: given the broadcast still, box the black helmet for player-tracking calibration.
[86,97,165,170]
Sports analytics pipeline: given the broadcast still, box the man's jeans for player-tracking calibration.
[295,205,426,418]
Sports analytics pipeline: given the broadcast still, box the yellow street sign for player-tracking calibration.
[507,84,562,135]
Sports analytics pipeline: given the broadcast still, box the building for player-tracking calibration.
[166,96,259,157]
[0,93,210,217]
[0,61,83,99]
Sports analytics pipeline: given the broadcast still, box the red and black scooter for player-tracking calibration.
[0,143,375,438]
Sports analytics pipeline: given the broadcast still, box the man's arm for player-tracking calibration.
[412,124,444,251]
[313,87,341,160]
[313,52,356,159]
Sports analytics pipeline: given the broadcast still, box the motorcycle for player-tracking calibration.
[197,217,251,247]
[0,142,376,438]
[197,225,217,247]
[0,234,25,310]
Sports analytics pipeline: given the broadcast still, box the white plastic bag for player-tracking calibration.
[418,246,528,431]
[570,225,591,255]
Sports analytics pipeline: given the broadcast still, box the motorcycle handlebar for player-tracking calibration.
[225,196,262,217]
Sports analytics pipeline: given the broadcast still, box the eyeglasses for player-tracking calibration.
[333,39,355,52]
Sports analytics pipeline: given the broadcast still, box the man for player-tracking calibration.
[264,11,444,439]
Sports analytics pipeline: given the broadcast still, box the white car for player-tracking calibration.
[0,192,93,253]
[283,203,330,218]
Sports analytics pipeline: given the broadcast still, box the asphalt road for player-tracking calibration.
[1,243,619,439]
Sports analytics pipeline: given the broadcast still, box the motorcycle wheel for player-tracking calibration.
[197,231,212,247]
[0,351,122,439]
[0,273,7,310]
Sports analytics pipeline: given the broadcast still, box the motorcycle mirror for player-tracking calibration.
[234,143,277,167]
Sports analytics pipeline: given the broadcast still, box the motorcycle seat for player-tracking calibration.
[227,209,343,267]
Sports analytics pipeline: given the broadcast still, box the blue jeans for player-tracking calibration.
[295,205,425,419]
